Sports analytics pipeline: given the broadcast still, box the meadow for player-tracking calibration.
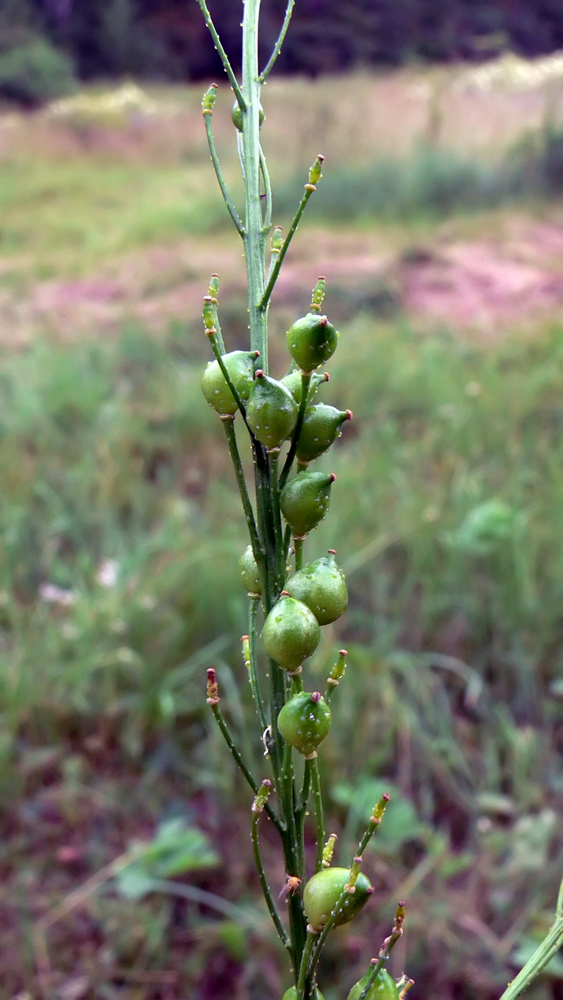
[2,60,563,999]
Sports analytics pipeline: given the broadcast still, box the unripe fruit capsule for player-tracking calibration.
[281,370,329,405]
[232,100,265,131]
[280,471,335,538]
[303,867,373,931]
[201,350,259,415]
[247,371,298,450]
[346,970,400,1000]
[261,593,320,671]
[277,691,332,757]
[287,313,339,373]
[296,404,352,463]
[238,545,261,595]
[285,551,347,625]
[282,989,325,1000]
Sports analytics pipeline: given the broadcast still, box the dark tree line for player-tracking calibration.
[3,0,563,82]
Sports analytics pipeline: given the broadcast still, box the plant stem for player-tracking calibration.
[499,916,563,1000]
[242,0,268,366]
[294,537,304,572]
[204,115,245,236]
[209,700,283,834]
[260,180,318,310]
[247,597,268,732]
[269,450,285,589]
[197,0,246,108]
[358,903,406,1000]
[310,759,325,872]
[306,795,390,982]
[260,145,273,232]
[259,0,296,81]
[296,930,318,1000]
[251,809,292,953]
[280,372,311,490]
[222,418,263,564]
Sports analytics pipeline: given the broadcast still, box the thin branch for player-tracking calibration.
[310,759,325,873]
[252,809,292,954]
[306,794,390,983]
[359,902,406,1000]
[259,157,324,310]
[269,450,285,588]
[296,931,317,1000]
[280,372,311,490]
[260,145,273,232]
[197,0,246,108]
[222,418,263,564]
[244,600,269,732]
[207,673,284,835]
[259,0,296,82]
[499,874,563,1000]
[204,115,245,236]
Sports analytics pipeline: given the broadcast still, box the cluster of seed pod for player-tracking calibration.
[202,290,350,757]
[200,278,393,970]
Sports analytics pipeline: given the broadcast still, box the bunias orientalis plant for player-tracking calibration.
[196,2,563,997]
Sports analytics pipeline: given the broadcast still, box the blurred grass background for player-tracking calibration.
[3,60,563,1000]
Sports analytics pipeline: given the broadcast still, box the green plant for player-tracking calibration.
[194,3,563,999]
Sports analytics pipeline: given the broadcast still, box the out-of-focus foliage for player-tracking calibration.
[3,0,563,92]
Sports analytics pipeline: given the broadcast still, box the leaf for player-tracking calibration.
[115,818,219,901]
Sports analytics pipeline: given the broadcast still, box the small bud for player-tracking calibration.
[371,793,391,826]
[308,154,325,187]
[327,649,348,688]
[202,84,218,115]
[241,634,251,671]
[271,226,284,253]
[310,276,326,313]
[206,667,220,705]
[202,295,215,331]
[398,978,415,998]
[209,273,219,300]
[251,778,272,813]
[322,832,338,868]
[345,856,362,893]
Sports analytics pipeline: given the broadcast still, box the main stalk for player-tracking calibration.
[242,0,268,368]
[241,0,308,977]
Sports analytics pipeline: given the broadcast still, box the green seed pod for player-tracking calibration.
[281,370,329,405]
[296,404,352,463]
[347,970,400,1000]
[238,545,261,595]
[282,988,325,1000]
[286,313,339,373]
[280,471,336,538]
[285,550,347,625]
[261,593,320,671]
[303,867,373,932]
[277,691,332,758]
[201,350,259,415]
[232,100,265,131]
[247,370,298,450]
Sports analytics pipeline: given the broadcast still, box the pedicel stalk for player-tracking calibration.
[196,1,562,996]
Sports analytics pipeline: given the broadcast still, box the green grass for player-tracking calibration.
[3,313,563,995]
[277,130,563,223]
[0,156,228,280]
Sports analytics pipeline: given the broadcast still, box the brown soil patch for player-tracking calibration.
[402,219,563,339]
